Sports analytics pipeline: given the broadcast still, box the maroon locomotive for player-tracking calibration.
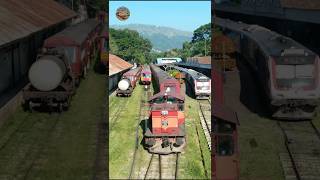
[22,19,102,112]
[116,67,142,97]
[140,65,152,85]
[144,64,185,154]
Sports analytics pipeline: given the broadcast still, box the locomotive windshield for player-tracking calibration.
[216,120,235,156]
[274,56,316,89]
[217,135,234,156]
[142,73,151,78]
[196,81,210,90]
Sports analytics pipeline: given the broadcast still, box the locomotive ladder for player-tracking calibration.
[278,121,320,180]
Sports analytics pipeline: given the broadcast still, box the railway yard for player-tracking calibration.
[0,70,107,179]
[109,64,211,179]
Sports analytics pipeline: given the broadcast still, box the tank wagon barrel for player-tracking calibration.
[29,55,67,91]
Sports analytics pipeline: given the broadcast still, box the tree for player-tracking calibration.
[109,28,152,64]
[192,23,211,43]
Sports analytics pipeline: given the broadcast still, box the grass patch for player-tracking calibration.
[0,71,106,180]
[238,113,286,180]
[179,95,211,179]
[109,85,143,178]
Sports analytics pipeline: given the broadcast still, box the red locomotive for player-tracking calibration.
[22,19,102,112]
[144,64,185,154]
[116,67,142,97]
[140,65,152,85]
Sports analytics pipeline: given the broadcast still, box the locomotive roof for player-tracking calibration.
[149,91,184,101]
[215,17,316,57]
[150,64,178,83]
[173,66,210,80]
[123,67,141,76]
[45,19,100,46]
[141,65,151,72]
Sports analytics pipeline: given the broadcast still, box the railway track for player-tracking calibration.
[143,153,180,180]
[129,86,181,180]
[129,86,151,179]
[198,99,211,151]
[0,112,62,179]
[92,87,108,180]
[109,97,130,130]
[278,120,320,180]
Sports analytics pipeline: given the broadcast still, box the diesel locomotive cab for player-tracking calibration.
[141,72,152,85]
[144,92,185,154]
[269,49,320,119]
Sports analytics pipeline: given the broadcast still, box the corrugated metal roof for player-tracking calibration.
[0,0,76,47]
[109,54,133,76]
[187,56,212,64]
[281,0,320,10]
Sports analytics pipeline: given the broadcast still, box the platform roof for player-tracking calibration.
[0,0,76,48]
[109,54,133,76]
[187,56,212,65]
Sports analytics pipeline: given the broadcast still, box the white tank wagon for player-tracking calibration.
[22,49,76,112]
[116,67,142,97]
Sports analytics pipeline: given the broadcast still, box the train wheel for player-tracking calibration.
[83,67,87,78]
[75,78,80,87]
[23,101,29,112]
[86,61,91,70]
[29,101,34,113]
[58,103,63,113]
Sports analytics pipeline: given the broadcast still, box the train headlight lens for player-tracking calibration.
[161,120,168,127]
[161,110,168,115]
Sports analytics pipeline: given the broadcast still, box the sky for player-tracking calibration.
[109,1,211,32]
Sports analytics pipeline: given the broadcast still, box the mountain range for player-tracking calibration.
[110,24,193,52]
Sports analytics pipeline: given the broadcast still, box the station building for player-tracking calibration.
[108,54,133,94]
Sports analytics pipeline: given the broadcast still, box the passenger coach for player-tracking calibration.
[216,17,320,119]
[173,66,211,99]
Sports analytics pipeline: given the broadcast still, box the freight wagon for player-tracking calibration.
[23,19,102,112]
[116,67,142,97]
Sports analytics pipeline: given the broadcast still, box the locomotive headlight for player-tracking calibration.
[161,110,168,115]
